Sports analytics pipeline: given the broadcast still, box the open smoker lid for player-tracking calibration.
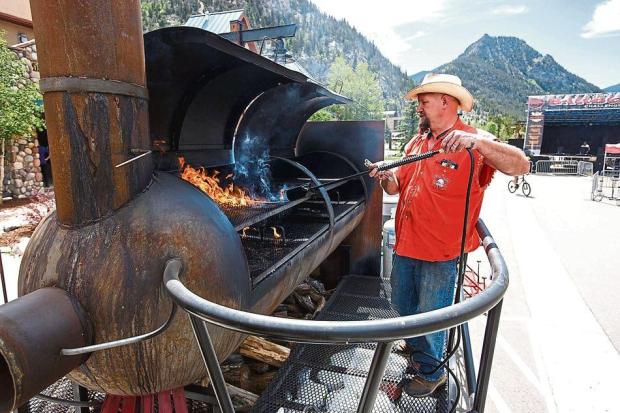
[145,27,350,166]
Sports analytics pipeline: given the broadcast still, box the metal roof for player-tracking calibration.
[184,9,244,34]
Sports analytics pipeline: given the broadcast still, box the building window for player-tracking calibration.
[17,33,28,43]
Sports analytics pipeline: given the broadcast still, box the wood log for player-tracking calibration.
[185,382,257,412]
[294,282,313,295]
[308,289,325,304]
[226,383,258,412]
[247,361,271,374]
[313,296,326,317]
[272,310,288,318]
[249,371,278,394]
[308,278,326,294]
[239,336,290,367]
[293,292,316,313]
[220,362,250,388]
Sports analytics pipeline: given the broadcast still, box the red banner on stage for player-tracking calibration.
[605,143,620,154]
[528,93,620,109]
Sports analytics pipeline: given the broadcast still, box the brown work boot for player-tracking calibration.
[403,374,447,398]
[394,340,413,351]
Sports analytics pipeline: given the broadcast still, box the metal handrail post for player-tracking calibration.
[461,322,477,396]
[472,299,504,413]
[356,341,394,413]
[1,251,8,304]
[188,315,235,413]
[73,383,90,413]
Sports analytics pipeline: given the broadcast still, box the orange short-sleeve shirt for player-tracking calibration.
[393,119,495,261]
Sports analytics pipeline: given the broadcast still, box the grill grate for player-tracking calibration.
[242,221,329,282]
[250,275,451,413]
[220,202,290,231]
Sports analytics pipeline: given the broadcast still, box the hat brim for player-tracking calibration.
[405,81,474,112]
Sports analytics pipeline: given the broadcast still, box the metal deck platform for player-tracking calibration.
[250,275,452,413]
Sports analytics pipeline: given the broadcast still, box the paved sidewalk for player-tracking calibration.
[468,174,620,413]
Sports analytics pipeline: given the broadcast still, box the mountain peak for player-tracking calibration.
[425,35,601,118]
[463,35,541,61]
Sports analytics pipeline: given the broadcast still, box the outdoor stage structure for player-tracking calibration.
[524,92,620,171]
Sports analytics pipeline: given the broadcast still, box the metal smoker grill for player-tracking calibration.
[3,3,508,412]
[145,26,383,291]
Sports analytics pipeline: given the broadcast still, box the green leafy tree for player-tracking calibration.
[318,56,385,121]
[485,114,517,140]
[0,32,45,201]
[483,121,499,137]
[308,109,336,122]
[398,100,419,138]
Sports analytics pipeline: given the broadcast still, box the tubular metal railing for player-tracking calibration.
[535,159,594,176]
[164,219,509,413]
[591,171,620,204]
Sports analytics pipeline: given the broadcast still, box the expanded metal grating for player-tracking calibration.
[22,378,105,413]
[23,379,213,413]
[250,275,451,413]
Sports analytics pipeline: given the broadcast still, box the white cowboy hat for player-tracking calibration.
[405,73,474,112]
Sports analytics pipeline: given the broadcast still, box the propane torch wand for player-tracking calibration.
[304,148,444,193]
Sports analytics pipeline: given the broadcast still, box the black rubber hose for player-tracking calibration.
[377,149,443,171]
[407,148,475,381]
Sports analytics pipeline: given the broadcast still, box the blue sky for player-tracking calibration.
[310,0,620,88]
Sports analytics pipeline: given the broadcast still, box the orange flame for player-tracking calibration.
[179,157,261,206]
[271,227,282,239]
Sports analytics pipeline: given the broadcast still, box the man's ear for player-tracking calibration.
[441,94,449,108]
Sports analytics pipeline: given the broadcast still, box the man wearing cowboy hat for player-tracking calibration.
[370,73,529,397]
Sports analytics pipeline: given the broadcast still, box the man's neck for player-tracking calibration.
[429,114,459,138]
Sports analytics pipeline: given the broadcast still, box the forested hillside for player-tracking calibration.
[141,0,413,111]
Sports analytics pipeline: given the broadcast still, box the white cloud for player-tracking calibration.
[491,5,529,15]
[403,30,428,41]
[310,0,446,63]
[582,0,620,38]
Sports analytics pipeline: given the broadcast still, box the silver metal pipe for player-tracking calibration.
[188,315,235,413]
[164,220,508,344]
[356,341,394,413]
[61,305,176,356]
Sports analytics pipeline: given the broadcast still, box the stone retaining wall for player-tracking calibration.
[4,138,44,199]
[3,40,44,199]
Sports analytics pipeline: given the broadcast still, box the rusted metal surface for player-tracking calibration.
[30,0,152,227]
[19,173,251,395]
[0,288,91,413]
[9,0,376,402]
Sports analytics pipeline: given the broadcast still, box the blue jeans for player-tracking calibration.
[391,254,458,381]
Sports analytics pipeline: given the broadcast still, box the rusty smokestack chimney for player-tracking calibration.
[10,0,251,398]
[31,0,153,227]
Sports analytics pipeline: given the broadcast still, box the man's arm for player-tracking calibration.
[441,130,530,176]
[368,163,400,195]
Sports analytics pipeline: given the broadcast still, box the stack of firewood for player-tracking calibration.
[202,277,331,411]
[272,278,331,319]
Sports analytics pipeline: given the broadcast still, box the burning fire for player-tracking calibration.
[179,157,261,206]
[271,227,282,239]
